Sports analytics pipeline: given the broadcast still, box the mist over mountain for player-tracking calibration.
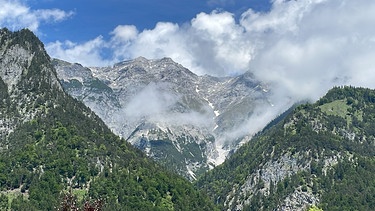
[54,57,281,180]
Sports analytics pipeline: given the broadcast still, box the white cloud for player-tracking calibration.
[36,8,73,23]
[122,82,214,128]
[0,0,74,31]
[246,0,375,102]
[122,22,183,63]
[47,10,253,75]
[188,11,253,75]
[46,36,111,67]
[111,25,139,42]
[124,82,179,119]
[240,0,326,34]
[46,0,375,135]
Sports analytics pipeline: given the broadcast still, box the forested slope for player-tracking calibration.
[196,86,375,210]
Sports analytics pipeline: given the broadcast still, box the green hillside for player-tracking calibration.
[0,28,217,210]
[196,86,375,210]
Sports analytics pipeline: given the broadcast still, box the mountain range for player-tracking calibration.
[1,28,374,211]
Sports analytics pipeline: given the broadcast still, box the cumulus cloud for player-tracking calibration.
[47,0,375,97]
[116,22,185,66]
[45,0,375,141]
[188,11,253,75]
[0,0,74,31]
[245,0,375,102]
[46,36,112,67]
[47,10,253,75]
[110,25,139,42]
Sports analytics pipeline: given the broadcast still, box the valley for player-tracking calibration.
[0,28,374,211]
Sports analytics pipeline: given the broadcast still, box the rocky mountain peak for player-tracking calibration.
[0,28,64,140]
[113,56,149,68]
[55,56,273,180]
[0,28,61,93]
[109,56,197,81]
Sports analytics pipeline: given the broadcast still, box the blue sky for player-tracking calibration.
[27,0,271,43]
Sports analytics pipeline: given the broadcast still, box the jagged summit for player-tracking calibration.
[0,28,61,93]
[104,56,197,85]
[112,56,182,71]
[52,58,93,82]
[113,56,148,67]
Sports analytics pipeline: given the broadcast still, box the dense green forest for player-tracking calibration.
[196,86,375,210]
[0,28,217,210]
[0,102,216,210]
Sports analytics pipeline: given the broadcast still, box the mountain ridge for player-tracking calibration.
[196,86,375,210]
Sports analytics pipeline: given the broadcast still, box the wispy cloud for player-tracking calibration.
[0,0,74,31]
[123,82,179,119]
[118,82,215,137]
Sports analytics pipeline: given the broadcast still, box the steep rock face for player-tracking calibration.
[54,57,272,180]
[196,86,375,210]
[52,59,120,127]
[0,28,62,140]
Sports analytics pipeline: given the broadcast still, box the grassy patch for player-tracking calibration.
[319,100,350,119]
